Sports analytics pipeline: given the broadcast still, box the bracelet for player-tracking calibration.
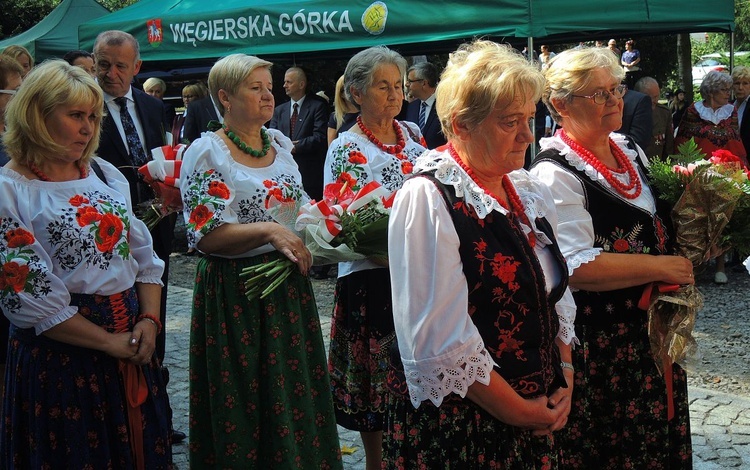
[137,313,163,334]
[560,361,575,372]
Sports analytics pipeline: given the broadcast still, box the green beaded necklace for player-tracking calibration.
[223,124,271,158]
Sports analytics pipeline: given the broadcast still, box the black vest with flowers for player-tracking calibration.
[533,146,672,327]
[422,173,568,398]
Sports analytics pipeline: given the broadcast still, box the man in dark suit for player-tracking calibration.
[183,95,221,143]
[732,66,750,155]
[404,62,446,149]
[617,86,653,152]
[269,66,328,201]
[93,30,185,442]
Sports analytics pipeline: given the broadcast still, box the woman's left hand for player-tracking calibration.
[533,369,574,435]
[128,319,158,365]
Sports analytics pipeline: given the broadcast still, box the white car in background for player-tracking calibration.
[692,52,750,86]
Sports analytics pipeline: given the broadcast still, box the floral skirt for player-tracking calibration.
[188,253,342,469]
[559,320,692,468]
[1,288,172,469]
[328,268,395,432]
[383,392,559,469]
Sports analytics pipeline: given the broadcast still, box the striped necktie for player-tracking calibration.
[418,101,428,130]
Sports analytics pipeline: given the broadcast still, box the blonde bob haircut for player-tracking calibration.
[208,54,272,116]
[732,65,750,83]
[543,46,625,123]
[3,60,103,167]
[436,40,545,141]
[1,45,34,69]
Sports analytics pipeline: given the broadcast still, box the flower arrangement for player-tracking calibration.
[137,144,186,231]
[242,181,393,301]
[645,138,750,373]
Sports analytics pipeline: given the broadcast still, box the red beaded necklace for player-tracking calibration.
[448,144,536,248]
[28,162,87,182]
[356,116,405,155]
[560,130,642,200]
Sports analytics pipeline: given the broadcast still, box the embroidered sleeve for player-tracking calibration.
[180,135,237,249]
[389,177,496,409]
[97,159,164,284]
[0,207,77,334]
[324,136,374,191]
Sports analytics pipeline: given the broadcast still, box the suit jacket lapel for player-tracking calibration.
[101,113,130,163]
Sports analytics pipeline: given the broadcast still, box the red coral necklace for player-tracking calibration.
[448,144,536,248]
[560,130,642,199]
[356,116,405,155]
[28,162,87,181]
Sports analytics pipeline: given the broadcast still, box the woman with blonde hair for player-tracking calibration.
[1,45,33,77]
[384,39,575,468]
[327,74,359,145]
[0,60,172,468]
[531,46,693,467]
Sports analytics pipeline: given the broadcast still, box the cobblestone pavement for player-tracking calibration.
[164,282,750,469]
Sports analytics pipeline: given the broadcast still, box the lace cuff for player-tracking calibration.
[556,304,579,346]
[402,340,494,409]
[566,248,602,276]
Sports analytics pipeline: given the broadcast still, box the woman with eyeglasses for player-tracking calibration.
[530,47,694,468]
[674,70,747,284]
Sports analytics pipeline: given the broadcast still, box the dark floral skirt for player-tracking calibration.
[383,392,559,469]
[1,288,172,469]
[559,321,692,468]
[188,253,342,469]
[328,268,394,432]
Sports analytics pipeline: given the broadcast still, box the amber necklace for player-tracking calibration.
[356,116,405,155]
[448,144,536,248]
[560,130,642,199]
[223,124,271,158]
[29,162,87,181]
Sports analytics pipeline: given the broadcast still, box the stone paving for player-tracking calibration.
[163,283,750,469]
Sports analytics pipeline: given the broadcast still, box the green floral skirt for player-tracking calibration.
[188,252,342,469]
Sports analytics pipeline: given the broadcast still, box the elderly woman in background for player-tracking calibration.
[63,50,96,77]
[1,45,33,77]
[327,74,359,145]
[530,47,693,468]
[385,40,575,469]
[179,54,341,469]
[0,60,172,468]
[325,46,426,469]
[143,77,176,133]
[173,81,208,145]
[674,70,747,284]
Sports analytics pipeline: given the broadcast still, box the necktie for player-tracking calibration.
[419,101,428,130]
[290,102,299,138]
[115,97,148,166]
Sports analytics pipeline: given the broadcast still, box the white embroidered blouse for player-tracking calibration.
[180,129,309,259]
[530,133,656,275]
[388,150,577,408]
[0,158,164,335]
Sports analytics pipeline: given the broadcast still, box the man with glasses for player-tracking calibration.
[0,56,22,164]
[404,62,446,149]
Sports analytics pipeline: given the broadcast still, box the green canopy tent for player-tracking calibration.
[0,0,109,62]
[79,0,734,62]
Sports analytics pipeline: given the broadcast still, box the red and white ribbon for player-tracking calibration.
[138,144,186,187]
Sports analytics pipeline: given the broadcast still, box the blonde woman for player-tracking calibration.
[327,74,358,145]
[1,44,33,77]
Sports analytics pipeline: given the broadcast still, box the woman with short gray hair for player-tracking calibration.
[325,45,425,470]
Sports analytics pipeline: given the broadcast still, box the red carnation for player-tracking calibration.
[5,228,34,248]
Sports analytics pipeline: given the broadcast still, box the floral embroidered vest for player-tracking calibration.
[423,173,568,398]
[534,147,672,327]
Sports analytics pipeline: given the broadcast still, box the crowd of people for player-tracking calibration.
[0,28,748,469]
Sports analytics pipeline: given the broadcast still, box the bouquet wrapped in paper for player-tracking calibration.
[242,181,393,300]
[137,144,186,230]
[646,139,750,374]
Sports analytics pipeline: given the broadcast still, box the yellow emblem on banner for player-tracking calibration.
[362,2,388,35]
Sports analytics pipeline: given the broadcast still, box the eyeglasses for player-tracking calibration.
[405,78,424,85]
[571,85,627,105]
[0,89,17,96]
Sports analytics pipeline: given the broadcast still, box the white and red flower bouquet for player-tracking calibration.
[137,144,186,230]
[646,138,750,373]
[242,181,393,300]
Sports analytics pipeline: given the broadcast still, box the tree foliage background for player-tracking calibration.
[0,0,136,38]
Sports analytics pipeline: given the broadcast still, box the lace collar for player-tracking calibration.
[538,133,641,190]
[414,150,554,247]
[694,101,734,125]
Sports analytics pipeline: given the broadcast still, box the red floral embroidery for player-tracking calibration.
[348,151,367,164]
[0,261,30,293]
[613,238,630,252]
[323,182,355,202]
[96,213,124,253]
[189,205,213,231]
[208,180,231,199]
[68,195,90,207]
[263,179,275,188]
[76,206,102,227]
[5,228,34,248]
[401,161,414,174]
[336,172,357,188]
